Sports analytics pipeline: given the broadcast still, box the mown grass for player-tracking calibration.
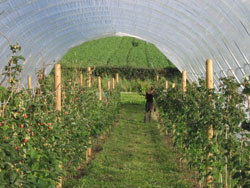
[65,93,197,188]
[59,36,174,69]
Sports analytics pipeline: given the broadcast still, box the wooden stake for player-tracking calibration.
[165,80,169,89]
[172,124,176,139]
[80,73,83,87]
[116,73,119,84]
[1,101,5,117]
[87,67,91,88]
[206,59,213,186]
[112,78,115,89]
[55,64,62,187]
[42,61,46,79]
[0,103,2,117]
[248,94,250,110]
[56,162,63,188]
[54,64,61,111]
[156,75,159,81]
[182,70,187,92]
[206,59,213,89]
[108,81,111,90]
[172,83,176,88]
[28,75,32,90]
[98,76,102,101]
[88,137,92,157]
[86,150,89,162]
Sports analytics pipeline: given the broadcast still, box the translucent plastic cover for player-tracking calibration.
[0,0,249,87]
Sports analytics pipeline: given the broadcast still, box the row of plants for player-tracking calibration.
[0,44,121,187]
[154,77,249,187]
[60,36,174,69]
[107,37,134,67]
[60,66,181,81]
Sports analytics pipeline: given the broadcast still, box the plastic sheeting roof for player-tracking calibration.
[0,0,249,87]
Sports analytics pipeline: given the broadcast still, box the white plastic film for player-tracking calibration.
[0,0,249,86]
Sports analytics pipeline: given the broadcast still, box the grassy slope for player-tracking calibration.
[60,36,174,69]
[67,93,197,188]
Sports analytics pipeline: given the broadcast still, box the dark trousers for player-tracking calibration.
[144,102,153,123]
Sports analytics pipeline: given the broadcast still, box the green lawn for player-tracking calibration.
[59,36,174,69]
[65,93,197,188]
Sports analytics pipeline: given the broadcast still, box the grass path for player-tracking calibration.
[68,93,197,188]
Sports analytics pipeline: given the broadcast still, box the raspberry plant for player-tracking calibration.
[154,77,249,188]
[0,44,120,187]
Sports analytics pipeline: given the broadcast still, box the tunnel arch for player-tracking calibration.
[0,0,249,86]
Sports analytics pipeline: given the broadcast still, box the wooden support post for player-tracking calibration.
[182,70,187,93]
[87,67,91,88]
[86,121,92,161]
[28,75,32,90]
[206,59,213,186]
[206,59,213,89]
[42,61,46,79]
[116,73,119,84]
[0,102,3,117]
[172,83,176,88]
[98,76,102,101]
[88,137,92,158]
[112,78,115,89]
[108,81,111,90]
[80,74,83,87]
[1,101,5,117]
[54,64,61,111]
[86,149,89,161]
[165,80,169,89]
[55,64,62,188]
[56,162,63,188]
[156,75,159,81]
[248,94,250,110]
[172,124,176,138]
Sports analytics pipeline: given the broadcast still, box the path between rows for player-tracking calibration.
[67,94,197,188]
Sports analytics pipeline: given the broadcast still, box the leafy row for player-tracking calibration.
[0,44,120,187]
[155,77,250,188]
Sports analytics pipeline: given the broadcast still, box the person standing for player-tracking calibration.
[144,86,155,123]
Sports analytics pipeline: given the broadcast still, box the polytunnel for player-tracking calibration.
[0,0,250,87]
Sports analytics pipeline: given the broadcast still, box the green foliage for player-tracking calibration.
[154,77,249,187]
[2,43,24,88]
[118,79,152,94]
[0,77,120,187]
[61,66,181,84]
[58,36,180,87]
[0,86,6,101]
[59,36,174,69]
[242,75,250,95]
[0,44,120,187]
